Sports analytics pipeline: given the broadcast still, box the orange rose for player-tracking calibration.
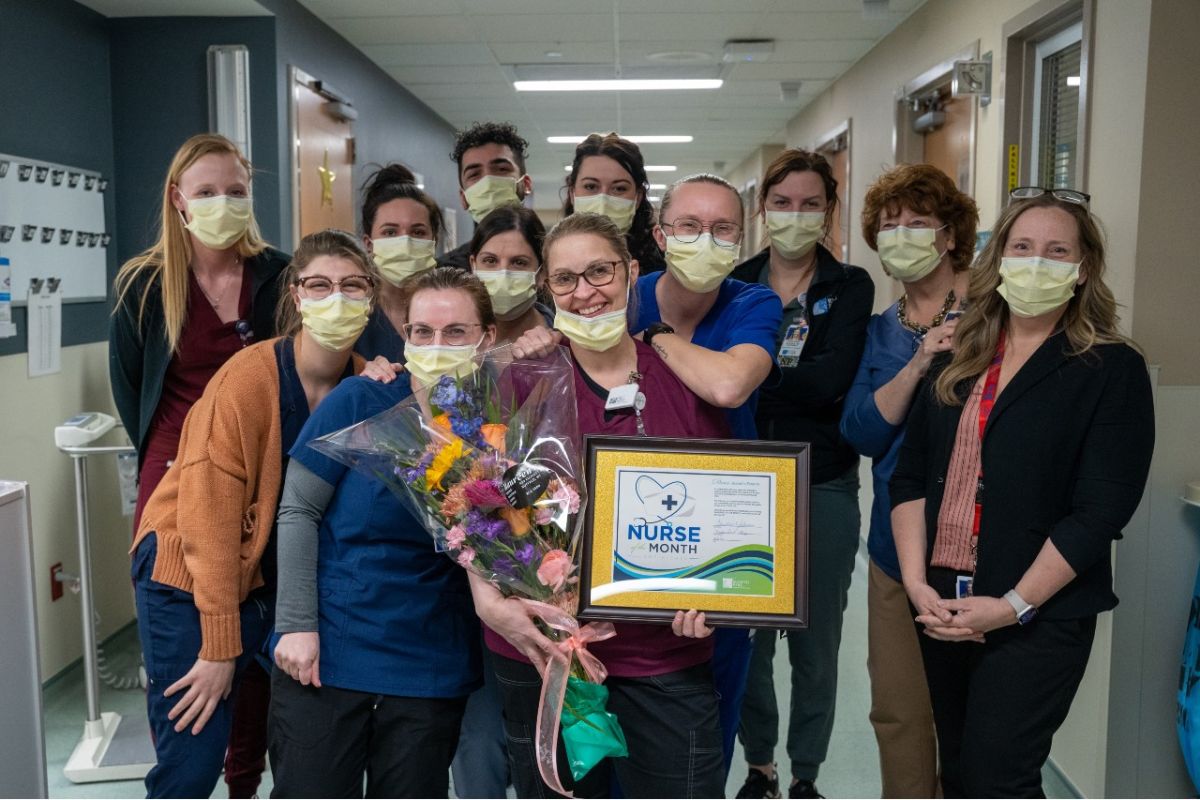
[432,413,452,432]
[498,505,531,536]
[480,423,508,452]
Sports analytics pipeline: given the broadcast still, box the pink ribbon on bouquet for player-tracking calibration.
[520,598,617,798]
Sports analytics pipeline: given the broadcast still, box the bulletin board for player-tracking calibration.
[0,152,110,303]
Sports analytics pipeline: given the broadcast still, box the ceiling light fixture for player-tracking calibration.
[648,184,666,190]
[515,79,722,92]
[547,135,693,144]
[565,165,677,172]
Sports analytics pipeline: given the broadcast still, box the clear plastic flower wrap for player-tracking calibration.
[308,344,626,792]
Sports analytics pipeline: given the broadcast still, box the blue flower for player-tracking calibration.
[491,556,519,578]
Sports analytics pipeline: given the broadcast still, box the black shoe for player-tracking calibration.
[789,779,824,799]
[736,767,782,799]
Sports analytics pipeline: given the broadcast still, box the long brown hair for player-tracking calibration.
[113,133,268,353]
[562,133,658,267]
[274,229,376,337]
[934,195,1125,405]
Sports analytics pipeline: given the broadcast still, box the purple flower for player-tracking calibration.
[431,376,460,409]
[514,543,537,566]
[490,556,519,578]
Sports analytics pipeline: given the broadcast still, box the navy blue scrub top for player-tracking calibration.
[289,374,482,698]
[353,307,406,363]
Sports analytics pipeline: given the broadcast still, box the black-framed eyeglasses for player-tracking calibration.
[294,274,376,301]
[547,260,625,296]
[660,218,743,247]
[1010,186,1091,207]
[401,322,482,346]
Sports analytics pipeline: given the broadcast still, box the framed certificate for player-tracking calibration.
[578,435,809,629]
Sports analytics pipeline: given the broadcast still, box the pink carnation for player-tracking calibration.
[536,549,574,592]
[463,479,508,509]
[445,525,467,549]
[534,505,556,526]
[553,482,581,514]
[456,546,477,568]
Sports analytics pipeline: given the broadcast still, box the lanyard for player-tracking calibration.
[971,330,1006,566]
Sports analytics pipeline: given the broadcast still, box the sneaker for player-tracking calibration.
[789,779,824,799]
[736,767,782,799]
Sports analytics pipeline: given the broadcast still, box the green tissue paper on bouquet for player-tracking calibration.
[560,676,628,781]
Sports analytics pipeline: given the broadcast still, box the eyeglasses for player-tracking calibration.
[1009,186,1091,207]
[660,218,742,247]
[547,260,625,296]
[402,322,482,346]
[295,274,375,301]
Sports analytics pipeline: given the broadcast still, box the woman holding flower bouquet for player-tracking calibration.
[269,268,498,797]
[475,212,732,798]
[129,229,371,798]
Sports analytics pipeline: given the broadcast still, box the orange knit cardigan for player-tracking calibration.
[133,337,361,661]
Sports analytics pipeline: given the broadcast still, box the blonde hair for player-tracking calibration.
[113,133,268,353]
[934,195,1125,405]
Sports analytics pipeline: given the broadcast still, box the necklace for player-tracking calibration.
[898,289,956,335]
[196,257,242,309]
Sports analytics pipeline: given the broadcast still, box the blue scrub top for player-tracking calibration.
[290,374,482,698]
[353,307,406,363]
[633,272,782,439]
[838,302,922,581]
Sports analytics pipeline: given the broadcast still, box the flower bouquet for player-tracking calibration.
[308,344,626,793]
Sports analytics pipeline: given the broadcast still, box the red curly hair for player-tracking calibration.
[860,163,979,272]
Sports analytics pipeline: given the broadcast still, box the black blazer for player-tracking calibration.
[889,333,1154,619]
[731,244,874,483]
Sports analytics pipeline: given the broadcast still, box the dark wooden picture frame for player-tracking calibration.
[577,435,810,629]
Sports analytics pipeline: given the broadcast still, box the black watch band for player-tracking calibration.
[643,322,675,348]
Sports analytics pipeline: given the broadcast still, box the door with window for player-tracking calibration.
[1030,22,1083,189]
[816,123,850,262]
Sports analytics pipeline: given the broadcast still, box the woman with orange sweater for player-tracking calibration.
[130,229,374,798]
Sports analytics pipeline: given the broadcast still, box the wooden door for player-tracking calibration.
[923,89,972,191]
[294,77,354,241]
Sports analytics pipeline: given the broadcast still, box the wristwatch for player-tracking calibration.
[643,322,675,348]
[1003,589,1038,625]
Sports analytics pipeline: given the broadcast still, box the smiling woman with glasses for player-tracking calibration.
[130,229,371,798]
[476,212,731,798]
[269,267,495,797]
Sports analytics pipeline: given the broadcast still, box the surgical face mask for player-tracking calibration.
[372,235,437,286]
[876,225,946,283]
[463,175,523,223]
[299,293,369,352]
[573,193,637,233]
[181,195,252,249]
[664,233,739,294]
[997,256,1081,318]
[404,341,481,386]
[766,211,825,259]
[476,269,538,320]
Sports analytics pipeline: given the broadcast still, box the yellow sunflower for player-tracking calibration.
[426,439,465,490]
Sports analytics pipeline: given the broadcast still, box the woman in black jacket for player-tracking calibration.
[890,190,1154,797]
[729,148,873,800]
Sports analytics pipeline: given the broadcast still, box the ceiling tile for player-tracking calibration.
[359,43,496,67]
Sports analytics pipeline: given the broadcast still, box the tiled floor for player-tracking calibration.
[42,544,1070,798]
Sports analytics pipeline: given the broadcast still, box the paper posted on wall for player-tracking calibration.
[27,278,61,377]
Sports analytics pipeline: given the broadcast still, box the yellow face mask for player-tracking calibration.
[463,175,523,223]
[876,226,945,282]
[664,233,739,294]
[299,294,370,351]
[404,342,481,387]
[476,270,538,320]
[372,236,437,286]
[997,256,1081,318]
[553,306,628,352]
[766,211,825,259]
[573,193,637,233]
[182,195,252,249]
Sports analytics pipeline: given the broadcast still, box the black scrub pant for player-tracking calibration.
[919,571,1096,798]
[268,667,468,798]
